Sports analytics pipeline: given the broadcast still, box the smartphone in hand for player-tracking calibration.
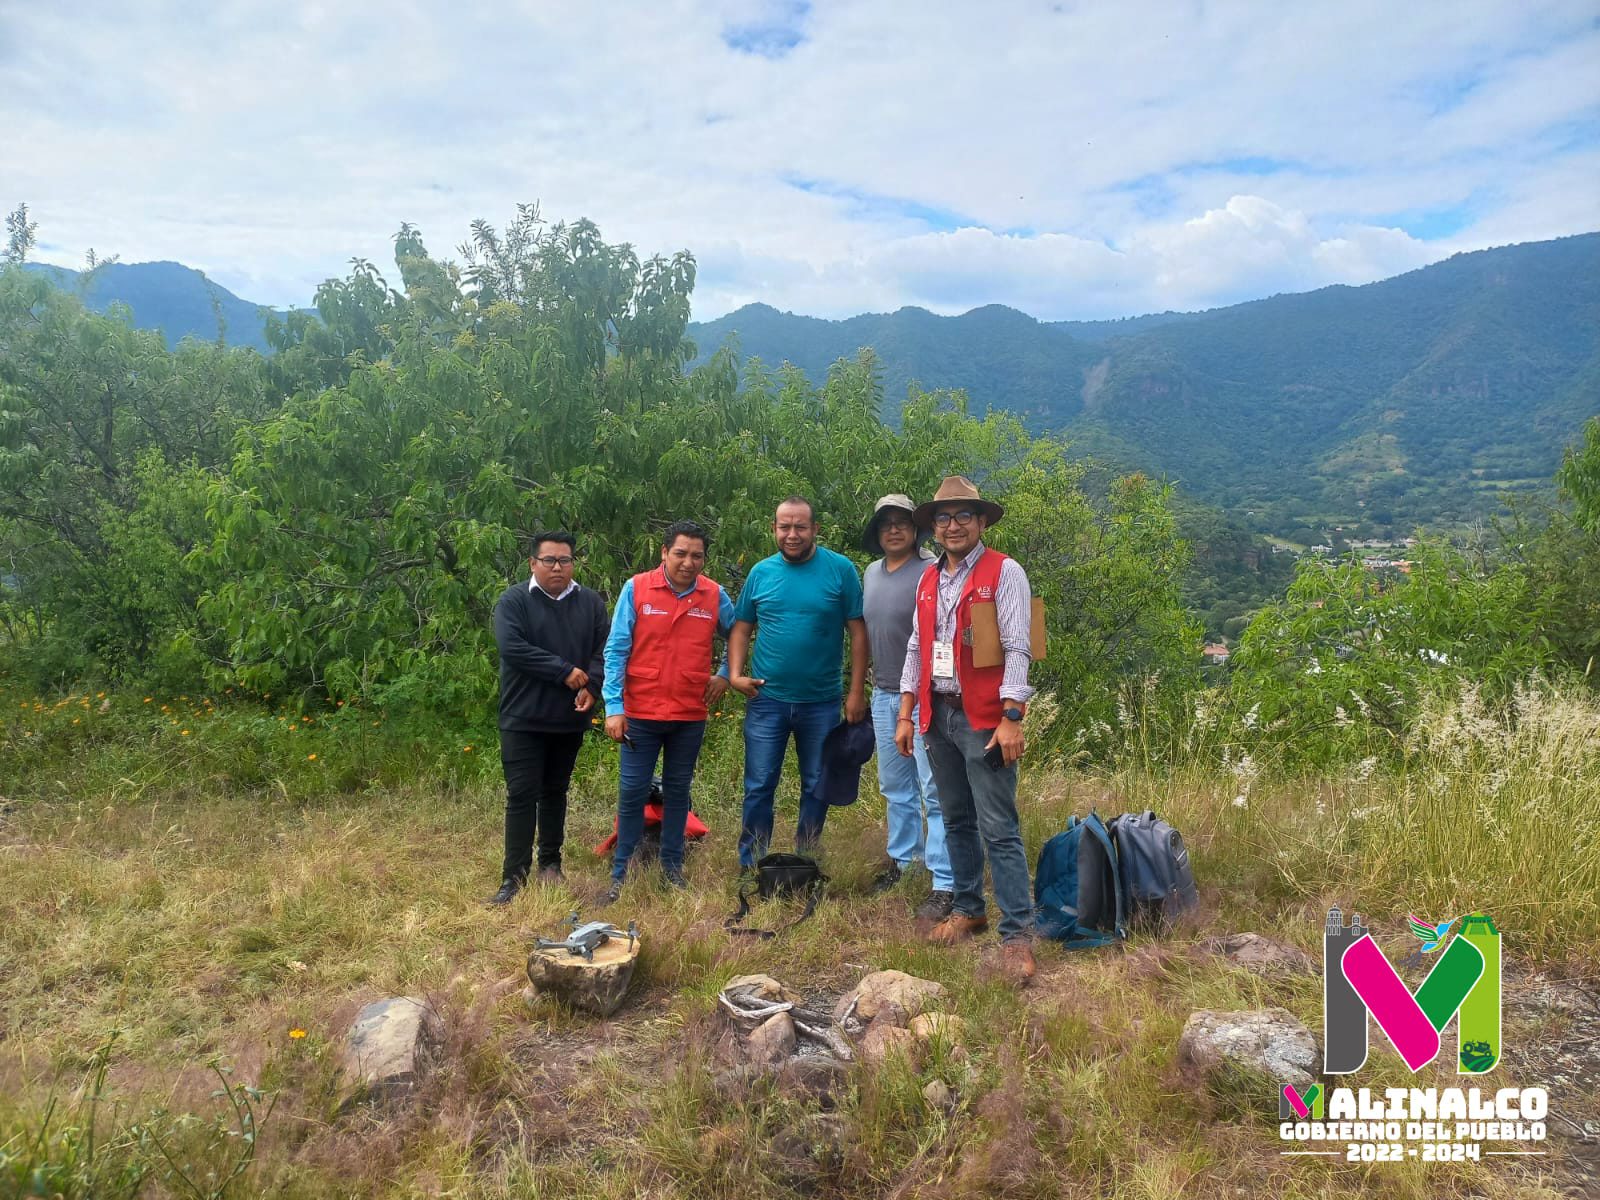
[984,743,1005,770]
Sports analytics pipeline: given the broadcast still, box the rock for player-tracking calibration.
[525,930,640,1017]
[922,1079,954,1111]
[771,1112,849,1175]
[724,973,802,1005]
[910,1012,966,1050]
[338,997,442,1103]
[1209,933,1316,976]
[834,970,946,1027]
[1178,1008,1318,1089]
[860,1022,921,1067]
[777,1054,852,1106]
[745,1012,797,1067]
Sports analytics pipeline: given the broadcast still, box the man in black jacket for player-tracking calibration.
[489,530,609,904]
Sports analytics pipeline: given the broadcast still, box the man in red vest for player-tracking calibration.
[602,520,734,902]
[895,476,1038,984]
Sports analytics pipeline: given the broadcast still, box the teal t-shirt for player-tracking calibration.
[734,546,865,703]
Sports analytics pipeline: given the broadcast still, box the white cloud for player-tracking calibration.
[1,1,1596,320]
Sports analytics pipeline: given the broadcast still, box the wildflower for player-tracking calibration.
[96,692,105,699]
[372,720,380,727]
[463,745,473,753]
[181,729,190,736]
[143,697,152,704]
[289,1028,307,1039]
[1354,756,1378,781]
[307,753,317,761]
[1231,795,1249,809]
[72,717,80,725]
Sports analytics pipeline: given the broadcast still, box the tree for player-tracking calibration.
[4,203,37,265]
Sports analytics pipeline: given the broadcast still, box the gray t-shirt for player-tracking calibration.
[862,550,936,690]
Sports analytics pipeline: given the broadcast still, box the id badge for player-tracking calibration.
[931,641,955,679]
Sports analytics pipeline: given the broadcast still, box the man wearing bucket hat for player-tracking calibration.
[894,475,1038,984]
[861,494,955,921]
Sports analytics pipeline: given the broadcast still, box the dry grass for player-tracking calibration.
[2,684,1596,1197]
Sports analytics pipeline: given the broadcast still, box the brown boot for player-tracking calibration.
[927,913,988,945]
[1001,940,1037,985]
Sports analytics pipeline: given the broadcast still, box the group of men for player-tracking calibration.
[489,475,1039,984]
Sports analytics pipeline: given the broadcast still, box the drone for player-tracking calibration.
[532,912,639,962]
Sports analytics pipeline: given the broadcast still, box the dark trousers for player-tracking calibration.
[500,728,585,882]
[612,717,707,881]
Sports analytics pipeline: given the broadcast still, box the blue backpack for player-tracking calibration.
[1033,812,1128,948]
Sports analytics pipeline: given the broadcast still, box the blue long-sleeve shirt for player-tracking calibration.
[602,576,736,712]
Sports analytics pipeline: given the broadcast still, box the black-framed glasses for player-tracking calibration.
[535,555,576,567]
[932,510,977,528]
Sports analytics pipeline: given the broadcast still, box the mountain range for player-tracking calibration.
[688,234,1600,535]
[27,233,1599,536]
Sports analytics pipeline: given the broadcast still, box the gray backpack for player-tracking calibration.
[1108,811,1199,932]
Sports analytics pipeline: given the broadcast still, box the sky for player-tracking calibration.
[4,1,1599,322]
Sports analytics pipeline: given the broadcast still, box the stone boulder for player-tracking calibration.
[833,970,945,1027]
[1178,1007,1318,1089]
[910,1012,966,1050]
[860,1022,921,1068]
[1208,933,1317,976]
[339,997,442,1104]
[745,1012,798,1067]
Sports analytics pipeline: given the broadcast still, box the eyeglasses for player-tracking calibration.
[932,510,977,528]
[879,518,916,532]
[535,555,576,568]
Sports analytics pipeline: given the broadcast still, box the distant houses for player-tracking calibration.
[1202,643,1231,665]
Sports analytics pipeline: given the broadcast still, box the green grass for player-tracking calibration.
[1,683,1595,1197]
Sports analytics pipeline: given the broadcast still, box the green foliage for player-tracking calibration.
[0,1033,272,1200]
[4,202,38,265]
[1226,543,1552,762]
[988,450,1200,748]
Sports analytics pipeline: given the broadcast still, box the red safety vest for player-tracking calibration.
[624,569,722,721]
[914,548,1009,733]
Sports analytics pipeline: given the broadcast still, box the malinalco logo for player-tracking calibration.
[1280,908,1502,1120]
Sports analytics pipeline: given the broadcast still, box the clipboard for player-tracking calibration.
[969,598,1047,667]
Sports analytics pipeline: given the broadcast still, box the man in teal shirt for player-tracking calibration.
[728,495,869,868]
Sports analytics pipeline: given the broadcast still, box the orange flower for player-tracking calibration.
[463,745,473,753]
[289,1028,307,1040]
[307,753,317,761]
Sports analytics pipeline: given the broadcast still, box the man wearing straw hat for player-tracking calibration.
[894,475,1038,984]
[860,494,955,922]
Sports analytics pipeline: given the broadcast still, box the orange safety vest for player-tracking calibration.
[914,548,1009,733]
[624,569,722,721]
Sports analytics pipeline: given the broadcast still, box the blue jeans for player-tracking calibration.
[870,688,953,891]
[612,718,707,882]
[739,694,838,867]
[922,696,1034,940]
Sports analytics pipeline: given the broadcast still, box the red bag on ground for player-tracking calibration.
[594,802,710,856]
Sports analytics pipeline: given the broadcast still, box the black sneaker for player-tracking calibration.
[488,878,521,906]
[870,862,903,894]
[914,889,955,921]
[603,881,623,905]
[663,866,688,889]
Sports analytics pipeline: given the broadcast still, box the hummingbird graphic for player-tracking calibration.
[1407,914,1460,953]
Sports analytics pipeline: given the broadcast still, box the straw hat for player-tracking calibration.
[911,475,1003,528]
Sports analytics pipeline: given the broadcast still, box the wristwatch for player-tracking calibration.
[1002,706,1024,722]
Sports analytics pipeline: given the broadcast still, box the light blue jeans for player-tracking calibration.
[870,687,953,891]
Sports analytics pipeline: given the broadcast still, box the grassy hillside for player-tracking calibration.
[2,684,1596,1198]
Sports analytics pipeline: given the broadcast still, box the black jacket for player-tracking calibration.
[493,580,609,732]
